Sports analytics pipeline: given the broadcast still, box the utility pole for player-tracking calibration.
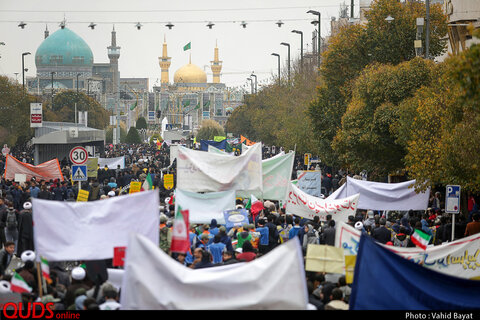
[425,0,430,59]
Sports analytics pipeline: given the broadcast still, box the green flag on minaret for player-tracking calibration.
[183,42,191,51]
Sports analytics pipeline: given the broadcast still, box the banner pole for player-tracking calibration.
[36,262,43,298]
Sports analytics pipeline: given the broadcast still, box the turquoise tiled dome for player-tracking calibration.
[35,27,94,67]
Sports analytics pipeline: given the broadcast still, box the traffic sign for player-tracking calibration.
[72,165,88,181]
[69,146,88,165]
[445,185,461,214]
[304,153,311,166]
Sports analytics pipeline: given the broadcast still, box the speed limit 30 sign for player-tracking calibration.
[69,146,88,165]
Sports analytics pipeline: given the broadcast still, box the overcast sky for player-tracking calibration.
[0,0,357,91]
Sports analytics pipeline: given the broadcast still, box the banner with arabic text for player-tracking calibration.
[335,221,480,280]
[286,182,359,222]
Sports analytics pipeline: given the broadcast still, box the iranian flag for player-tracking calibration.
[170,207,190,254]
[40,256,53,284]
[11,272,32,293]
[411,229,432,250]
[246,194,264,215]
[141,173,154,191]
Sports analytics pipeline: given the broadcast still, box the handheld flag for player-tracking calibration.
[130,100,138,111]
[40,256,53,284]
[11,272,32,293]
[170,207,190,254]
[411,229,432,250]
[246,194,263,215]
[141,173,154,191]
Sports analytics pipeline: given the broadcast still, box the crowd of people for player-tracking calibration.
[0,141,479,311]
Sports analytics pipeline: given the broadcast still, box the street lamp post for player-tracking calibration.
[250,73,257,94]
[280,42,290,82]
[292,30,303,71]
[246,77,253,94]
[307,10,321,69]
[271,53,280,85]
[22,52,31,90]
[50,71,55,108]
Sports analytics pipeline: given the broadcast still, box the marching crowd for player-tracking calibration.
[0,141,479,311]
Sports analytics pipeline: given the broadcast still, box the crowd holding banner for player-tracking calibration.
[0,138,479,311]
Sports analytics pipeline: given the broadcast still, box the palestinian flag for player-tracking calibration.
[11,272,32,293]
[411,229,432,250]
[171,207,190,253]
[141,173,154,191]
[40,256,53,284]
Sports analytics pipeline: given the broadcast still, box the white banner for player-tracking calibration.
[335,221,362,256]
[174,189,236,225]
[97,156,125,169]
[237,151,295,201]
[120,234,308,310]
[296,170,322,197]
[176,143,262,193]
[32,191,159,261]
[328,176,430,211]
[335,222,480,280]
[286,182,359,222]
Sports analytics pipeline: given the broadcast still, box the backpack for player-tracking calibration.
[6,210,17,230]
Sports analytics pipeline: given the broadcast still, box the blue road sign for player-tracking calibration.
[445,185,461,214]
[72,165,88,181]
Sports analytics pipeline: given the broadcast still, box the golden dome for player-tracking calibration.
[174,63,207,84]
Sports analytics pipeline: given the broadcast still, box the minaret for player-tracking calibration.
[107,25,121,94]
[107,26,121,144]
[158,35,171,85]
[210,40,222,83]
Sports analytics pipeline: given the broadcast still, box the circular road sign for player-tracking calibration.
[69,146,88,165]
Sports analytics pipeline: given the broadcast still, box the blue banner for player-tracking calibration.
[200,139,226,152]
[223,209,249,230]
[349,234,480,310]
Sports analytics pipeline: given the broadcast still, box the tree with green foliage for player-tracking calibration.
[45,90,110,129]
[308,0,447,168]
[196,119,225,141]
[404,26,480,193]
[125,126,142,144]
[105,126,127,144]
[332,57,438,178]
[135,116,147,130]
[0,76,35,146]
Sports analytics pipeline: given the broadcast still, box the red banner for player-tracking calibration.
[4,155,64,182]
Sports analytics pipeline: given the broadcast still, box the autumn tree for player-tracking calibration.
[332,57,438,178]
[308,0,447,168]
[0,76,35,146]
[405,26,480,193]
[46,90,110,129]
[196,119,225,141]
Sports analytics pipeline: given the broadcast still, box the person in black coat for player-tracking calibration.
[17,202,34,256]
[372,218,392,244]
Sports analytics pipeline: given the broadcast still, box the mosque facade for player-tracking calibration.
[25,24,243,135]
[153,37,242,132]
[26,24,148,125]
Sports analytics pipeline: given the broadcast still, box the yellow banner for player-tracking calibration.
[214,136,226,142]
[129,181,142,194]
[77,189,90,202]
[163,174,174,190]
[87,158,98,178]
[345,255,356,284]
[305,244,345,274]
